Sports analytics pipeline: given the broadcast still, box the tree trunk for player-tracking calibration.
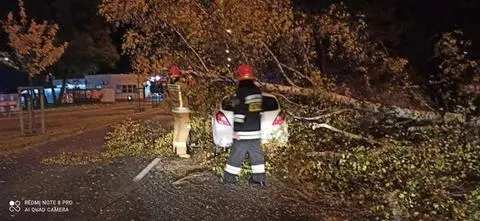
[259,82,480,125]
[51,84,57,106]
[27,92,32,134]
[28,75,39,132]
[320,38,328,75]
[57,71,68,105]
[192,71,479,125]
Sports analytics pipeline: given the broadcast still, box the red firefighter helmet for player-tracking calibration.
[234,64,255,81]
[170,65,181,77]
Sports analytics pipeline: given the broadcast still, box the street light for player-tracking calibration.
[227,57,232,62]
[225,49,230,53]
[3,57,9,61]
[226,29,232,34]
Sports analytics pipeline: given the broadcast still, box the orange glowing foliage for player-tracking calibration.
[2,0,68,78]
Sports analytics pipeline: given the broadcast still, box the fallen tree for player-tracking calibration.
[262,81,480,126]
[98,0,479,126]
[191,71,479,126]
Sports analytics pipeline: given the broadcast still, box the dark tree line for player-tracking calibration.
[0,0,122,95]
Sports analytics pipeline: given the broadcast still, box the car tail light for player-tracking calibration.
[216,111,231,126]
[272,111,286,125]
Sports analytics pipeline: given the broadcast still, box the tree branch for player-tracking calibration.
[260,82,480,126]
[189,72,480,126]
[271,92,305,106]
[311,123,381,145]
[166,23,210,73]
[261,41,300,88]
[279,63,315,85]
[172,170,209,185]
[407,88,435,111]
[302,42,312,71]
[378,39,390,57]
[287,109,352,121]
[192,1,210,16]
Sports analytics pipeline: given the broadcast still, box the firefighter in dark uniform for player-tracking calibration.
[224,64,266,187]
[166,65,182,109]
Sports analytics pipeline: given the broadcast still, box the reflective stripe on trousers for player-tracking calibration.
[225,164,242,175]
[224,139,265,178]
[251,164,265,173]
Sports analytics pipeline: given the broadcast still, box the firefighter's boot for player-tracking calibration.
[223,172,237,185]
[248,174,266,187]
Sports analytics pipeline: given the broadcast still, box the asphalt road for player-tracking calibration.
[0,102,137,136]
[0,102,167,153]
[0,115,342,221]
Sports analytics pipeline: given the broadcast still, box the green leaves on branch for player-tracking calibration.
[104,118,174,157]
[433,30,480,113]
[42,118,176,165]
[273,98,480,220]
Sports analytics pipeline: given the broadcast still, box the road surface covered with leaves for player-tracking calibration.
[0,117,352,221]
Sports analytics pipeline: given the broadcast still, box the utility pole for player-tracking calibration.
[136,73,143,112]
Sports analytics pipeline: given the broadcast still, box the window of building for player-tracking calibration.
[116,85,122,93]
[117,85,138,93]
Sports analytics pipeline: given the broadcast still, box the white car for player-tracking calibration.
[211,93,289,151]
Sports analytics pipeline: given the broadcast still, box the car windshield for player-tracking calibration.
[222,95,279,111]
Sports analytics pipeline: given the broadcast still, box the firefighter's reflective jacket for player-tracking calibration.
[233,80,262,140]
[166,77,189,108]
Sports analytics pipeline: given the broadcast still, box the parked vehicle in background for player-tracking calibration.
[211,93,289,152]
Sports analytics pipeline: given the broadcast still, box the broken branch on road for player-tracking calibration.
[312,123,382,146]
[287,109,352,121]
[172,168,210,185]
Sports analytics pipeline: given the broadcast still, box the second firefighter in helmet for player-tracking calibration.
[168,65,181,85]
[166,64,186,108]
[224,64,266,187]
